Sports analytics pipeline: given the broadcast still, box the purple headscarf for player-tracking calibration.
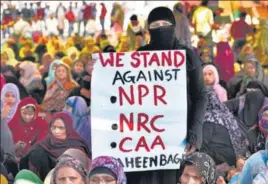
[89,156,126,184]
[64,96,91,149]
[258,98,268,137]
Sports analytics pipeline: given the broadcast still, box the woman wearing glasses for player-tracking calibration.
[88,156,126,184]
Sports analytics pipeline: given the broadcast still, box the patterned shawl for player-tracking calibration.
[205,87,248,156]
[89,156,126,184]
[181,152,216,184]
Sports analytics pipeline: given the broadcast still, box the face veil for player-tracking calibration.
[147,7,177,50]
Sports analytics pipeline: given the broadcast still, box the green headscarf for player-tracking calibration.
[14,170,43,184]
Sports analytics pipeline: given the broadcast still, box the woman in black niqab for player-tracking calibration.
[127,7,207,184]
[225,80,268,153]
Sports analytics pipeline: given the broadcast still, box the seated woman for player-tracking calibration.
[41,63,79,112]
[88,156,126,184]
[228,55,268,98]
[8,97,48,159]
[1,83,21,157]
[64,96,91,148]
[44,148,92,184]
[4,75,29,99]
[200,88,248,167]
[71,60,87,85]
[18,61,45,104]
[52,156,88,184]
[39,53,53,76]
[254,98,268,151]
[20,112,90,181]
[44,59,64,88]
[203,64,227,102]
[225,80,268,153]
[69,57,93,107]
[178,152,216,184]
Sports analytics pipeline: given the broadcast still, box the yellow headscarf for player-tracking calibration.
[254,19,268,54]
[0,175,8,184]
[82,37,100,54]
[100,39,111,51]
[67,47,80,61]
[3,48,18,66]
[62,56,73,68]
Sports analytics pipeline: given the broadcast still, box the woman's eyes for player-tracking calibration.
[69,176,77,181]
[51,126,65,130]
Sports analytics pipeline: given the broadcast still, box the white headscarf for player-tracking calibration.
[19,61,40,87]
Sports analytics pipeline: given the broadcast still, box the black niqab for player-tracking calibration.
[247,80,268,97]
[147,7,176,50]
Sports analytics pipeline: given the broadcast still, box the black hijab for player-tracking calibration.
[247,80,268,97]
[147,7,176,50]
[137,7,197,71]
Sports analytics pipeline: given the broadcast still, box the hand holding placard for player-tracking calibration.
[91,50,187,171]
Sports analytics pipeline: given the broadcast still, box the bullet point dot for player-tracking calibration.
[112,124,118,130]
[110,142,117,148]
[110,96,117,104]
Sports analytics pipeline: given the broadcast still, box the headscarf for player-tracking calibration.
[0,83,20,157]
[44,148,92,184]
[50,63,78,91]
[239,150,268,184]
[62,148,91,172]
[8,97,48,154]
[19,61,41,87]
[147,7,176,50]
[38,112,91,158]
[0,175,8,184]
[179,152,216,184]
[62,56,73,68]
[4,76,29,99]
[138,6,196,71]
[203,64,227,102]
[236,55,268,96]
[1,83,21,121]
[14,169,43,184]
[247,80,268,97]
[3,48,18,66]
[52,156,87,184]
[64,96,91,148]
[258,98,268,138]
[0,74,6,92]
[45,59,63,87]
[72,60,86,84]
[205,87,248,156]
[89,156,126,184]
[67,47,80,61]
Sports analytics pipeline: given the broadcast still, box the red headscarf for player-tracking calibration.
[0,74,6,92]
[39,112,91,158]
[8,97,48,154]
